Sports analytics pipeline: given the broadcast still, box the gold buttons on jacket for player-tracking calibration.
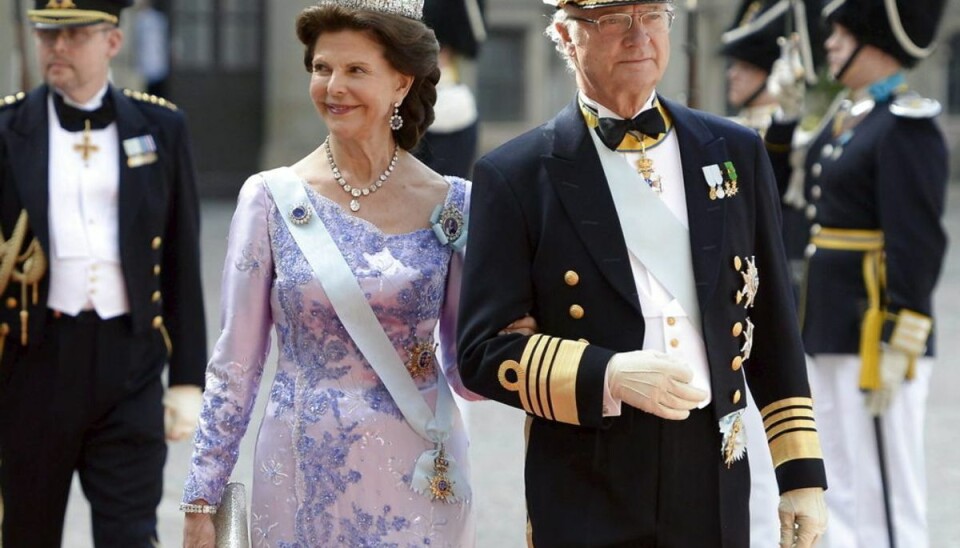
[732,322,743,337]
[732,389,742,405]
[569,305,584,320]
[733,256,743,271]
[6,298,16,309]
[732,356,743,372]
[564,270,580,287]
[669,338,680,348]
[666,316,677,326]
[152,315,164,329]
[151,236,162,250]
[152,291,162,303]
[153,265,161,276]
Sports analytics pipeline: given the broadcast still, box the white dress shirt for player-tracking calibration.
[46,85,129,318]
[582,91,713,413]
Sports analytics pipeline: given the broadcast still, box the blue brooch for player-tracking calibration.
[430,204,467,251]
[289,201,312,225]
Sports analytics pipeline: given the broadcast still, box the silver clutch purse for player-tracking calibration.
[214,482,250,548]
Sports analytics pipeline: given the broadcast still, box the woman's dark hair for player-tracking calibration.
[296,5,441,151]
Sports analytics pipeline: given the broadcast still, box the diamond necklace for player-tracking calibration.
[324,137,399,212]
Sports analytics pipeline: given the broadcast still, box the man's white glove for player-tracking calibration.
[163,385,203,442]
[768,37,806,121]
[865,347,911,416]
[606,351,707,420]
[779,487,827,548]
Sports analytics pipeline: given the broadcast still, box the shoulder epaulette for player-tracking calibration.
[122,88,178,111]
[1,92,26,109]
[890,94,941,119]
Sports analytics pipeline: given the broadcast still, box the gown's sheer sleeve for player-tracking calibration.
[183,175,275,505]
[439,178,483,401]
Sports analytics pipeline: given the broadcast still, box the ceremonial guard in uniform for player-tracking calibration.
[765,0,948,546]
[416,0,486,177]
[458,0,827,546]
[0,1,207,546]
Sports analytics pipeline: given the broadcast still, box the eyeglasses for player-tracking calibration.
[35,26,112,47]
[567,11,676,36]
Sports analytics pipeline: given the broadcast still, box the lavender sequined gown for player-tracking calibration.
[184,171,475,547]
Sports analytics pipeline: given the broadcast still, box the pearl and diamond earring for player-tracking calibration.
[389,102,403,130]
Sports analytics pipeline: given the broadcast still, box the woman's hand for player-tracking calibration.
[499,314,538,337]
[182,512,216,548]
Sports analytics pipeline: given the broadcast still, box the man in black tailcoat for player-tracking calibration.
[0,1,207,545]
[458,0,828,546]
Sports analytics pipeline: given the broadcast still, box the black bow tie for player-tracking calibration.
[596,108,666,151]
[53,91,116,132]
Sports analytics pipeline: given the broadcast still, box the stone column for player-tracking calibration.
[260,0,322,170]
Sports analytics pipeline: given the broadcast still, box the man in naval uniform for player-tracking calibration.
[0,1,207,546]
[765,0,948,546]
[458,0,827,546]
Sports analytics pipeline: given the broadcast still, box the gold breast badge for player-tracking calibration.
[406,340,438,380]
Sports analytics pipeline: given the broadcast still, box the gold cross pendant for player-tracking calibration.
[73,119,100,164]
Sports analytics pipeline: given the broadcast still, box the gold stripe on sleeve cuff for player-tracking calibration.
[548,339,587,425]
[768,429,823,468]
[761,397,823,467]
[498,335,586,425]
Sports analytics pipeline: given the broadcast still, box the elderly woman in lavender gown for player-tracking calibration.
[179,2,532,546]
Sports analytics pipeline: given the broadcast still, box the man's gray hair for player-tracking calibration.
[545,10,578,73]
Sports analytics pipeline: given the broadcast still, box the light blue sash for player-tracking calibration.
[264,167,466,503]
[587,130,702,334]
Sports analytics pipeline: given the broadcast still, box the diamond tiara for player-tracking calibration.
[315,0,423,20]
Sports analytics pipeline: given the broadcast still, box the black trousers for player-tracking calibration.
[0,311,167,548]
[527,407,751,547]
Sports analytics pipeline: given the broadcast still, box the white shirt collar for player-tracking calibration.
[54,82,110,111]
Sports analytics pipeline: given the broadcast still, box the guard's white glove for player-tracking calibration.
[779,487,827,547]
[606,351,707,420]
[865,347,911,416]
[768,36,806,121]
[163,385,203,442]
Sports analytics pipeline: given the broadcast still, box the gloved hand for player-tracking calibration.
[779,487,827,547]
[163,385,203,442]
[606,351,707,420]
[865,347,911,416]
[768,36,806,121]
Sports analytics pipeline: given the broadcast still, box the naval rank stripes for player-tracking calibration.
[498,334,587,426]
[760,397,823,468]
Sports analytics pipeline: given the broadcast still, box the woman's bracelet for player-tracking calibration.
[179,502,218,514]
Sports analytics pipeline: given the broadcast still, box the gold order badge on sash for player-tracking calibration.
[406,340,438,380]
[428,444,455,502]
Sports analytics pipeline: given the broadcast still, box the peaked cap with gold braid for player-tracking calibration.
[28,0,133,29]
